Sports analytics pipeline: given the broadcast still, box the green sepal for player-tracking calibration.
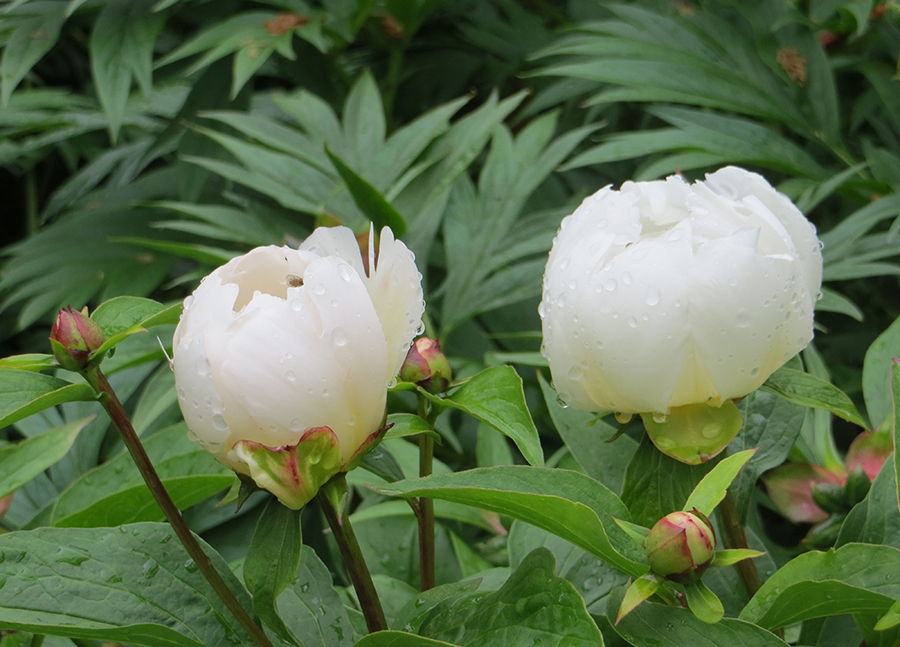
[231,427,342,510]
[641,400,744,465]
[616,574,662,625]
[875,599,900,631]
[710,549,766,568]
[682,579,724,624]
[614,517,651,547]
[843,465,872,507]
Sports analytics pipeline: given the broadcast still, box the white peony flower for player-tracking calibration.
[540,167,823,462]
[173,226,424,508]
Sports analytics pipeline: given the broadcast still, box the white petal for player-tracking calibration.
[299,226,367,278]
[363,227,425,379]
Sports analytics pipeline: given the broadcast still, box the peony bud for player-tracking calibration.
[540,166,823,463]
[645,510,716,581]
[50,306,107,371]
[400,337,451,394]
[172,226,425,509]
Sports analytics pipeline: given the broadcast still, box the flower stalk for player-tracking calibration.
[716,490,760,599]
[317,474,387,633]
[84,367,274,647]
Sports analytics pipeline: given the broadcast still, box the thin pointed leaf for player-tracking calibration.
[616,575,660,624]
[711,549,765,568]
[325,145,407,236]
[613,518,650,546]
[683,449,756,517]
[875,599,900,631]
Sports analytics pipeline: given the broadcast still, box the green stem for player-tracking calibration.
[84,368,274,647]
[30,634,45,647]
[318,474,387,633]
[717,490,761,600]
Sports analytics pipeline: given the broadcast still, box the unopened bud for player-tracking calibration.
[400,337,451,394]
[50,306,106,371]
[645,510,715,581]
[843,465,872,508]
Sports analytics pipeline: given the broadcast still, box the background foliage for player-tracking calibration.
[1,0,899,646]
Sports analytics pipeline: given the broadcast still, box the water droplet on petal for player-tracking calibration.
[338,264,353,281]
[627,316,637,328]
[750,367,760,377]
[286,370,297,382]
[196,358,209,376]
[568,279,578,290]
[314,283,326,295]
[605,278,618,292]
[737,309,750,328]
[622,272,632,285]
[701,424,720,439]
[290,418,302,432]
[567,366,583,381]
[212,414,228,431]
[557,294,566,308]
[615,412,633,424]
[652,412,668,424]
[645,288,660,306]
[332,327,347,346]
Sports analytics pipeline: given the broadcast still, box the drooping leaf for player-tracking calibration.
[760,367,868,429]
[244,497,304,645]
[0,354,56,371]
[0,523,256,647]
[0,370,96,429]
[419,366,543,467]
[0,417,91,499]
[372,466,647,577]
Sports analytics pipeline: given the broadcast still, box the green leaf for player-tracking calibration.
[276,548,355,647]
[683,449,755,517]
[244,497,304,645]
[760,367,868,429]
[372,466,647,577]
[607,586,788,647]
[740,544,900,629]
[616,574,660,624]
[621,436,714,528]
[46,423,231,527]
[417,548,605,646]
[875,600,900,631]
[711,549,766,568]
[864,314,900,430]
[89,297,181,358]
[0,354,55,371]
[893,360,900,517]
[358,444,406,483]
[538,372,637,493]
[0,417,90,498]
[728,391,807,521]
[90,0,164,142]
[383,413,439,442]
[354,634,458,647]
[683,580,724,624]
[420,366,543,467]
[1,6,66,104]
[325,145,407,236]
[0,523,255,646]
[837,457,900,550]
[0,370,96,429]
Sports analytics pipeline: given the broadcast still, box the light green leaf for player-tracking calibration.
[89,297,182,358]
[383,413,439,442]
[683,580,724,624]
[760,367,868,429]
[875,599,900,631]
[0,417,91,498]
[420,366,543,467]
[0,354,55,371]
[740,544,900,629]
[683,449,755,517]
[0,370,96,429]
[711,549,766,568]
[616,575,660,624]
[0,523,255,646]
[244,498,304,645]
[372,466,647,577]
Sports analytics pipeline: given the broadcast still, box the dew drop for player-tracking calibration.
[596,341,604,349]
[622,272,633,285]
[737,309,750,328]
[338,264,352,281]
[625,316,636,328]
[750,367,760,377]
[332,327,348,346]
[560,257,571,270]
[212,414,228,431]
[604,278,618,292]
[568,279,578,290]
[556,395,569,409]
[556,294,566,308]
[727,277,738,287]
[567,366,583,381]
[701,424,720,439]
[654,435,675,449]
[652,412,668,424]
[290,418,302,432]
[314,282,326,295]
[645,288,660,306]
[615,412,633,424]
[286,370,297,382]
[196,358,209,376]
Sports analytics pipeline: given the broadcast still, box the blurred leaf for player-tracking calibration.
[0,416,90,499]
[837,457,900,550]
[1,3,66,104]
[0,523,255,646]
[863,313,900,430]
[373,466,647,577]
[325,145,407,236]
[244,497,303,645]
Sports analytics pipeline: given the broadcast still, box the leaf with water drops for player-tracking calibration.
[0,523,255,647]
[760,367,868,429]
[740,543,900,629]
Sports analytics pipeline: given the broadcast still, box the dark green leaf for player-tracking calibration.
[607,586,787,646]
[0,417,90,498]
[837,457,900,550]
[1,6,66,104]
[761,367,868,429]
[358,444,406,483]
[354,634,457,647]
[325,145,407,236]
[0,370,96,429]
[893,360,900,516]
[418,548,605,646]
[420,366,543,467]
[538,372,637,493]
[740,544,900,629]
[244,498,303,645]
[383,414,439,442]
[864,314,900,430]
[0,523,255,646]
[372,466,647,577]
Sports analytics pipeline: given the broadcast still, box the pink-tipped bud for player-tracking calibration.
[400,337,452,394]
[50,306,106,371]
[645,510,716,581]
